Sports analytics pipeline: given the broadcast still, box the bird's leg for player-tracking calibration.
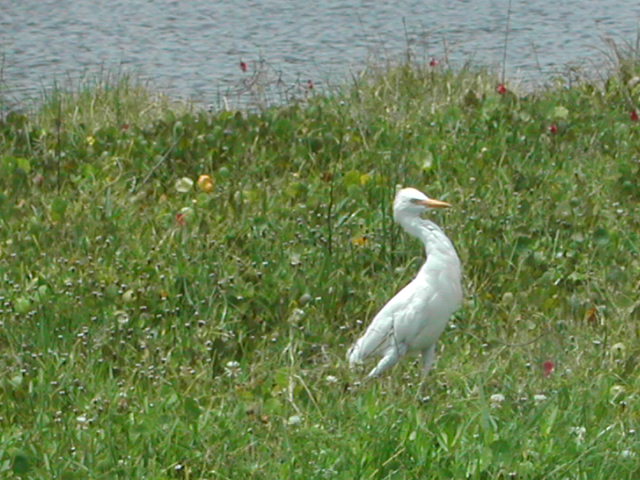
[421,343,437,376]
[415,344,438,400]
[367,344,406,378]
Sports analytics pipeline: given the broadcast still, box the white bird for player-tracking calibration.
[347,187,462,378]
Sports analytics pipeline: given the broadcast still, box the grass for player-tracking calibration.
[1,57,639,479]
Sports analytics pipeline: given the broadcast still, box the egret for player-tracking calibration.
[347,187,462,378]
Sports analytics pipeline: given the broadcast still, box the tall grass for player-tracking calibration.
[0,56,639,478]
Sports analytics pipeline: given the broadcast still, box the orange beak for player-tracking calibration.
[418,198,452,209]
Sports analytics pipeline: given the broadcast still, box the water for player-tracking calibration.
[1,0,639,107]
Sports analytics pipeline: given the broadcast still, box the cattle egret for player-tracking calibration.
[347,187,462,378]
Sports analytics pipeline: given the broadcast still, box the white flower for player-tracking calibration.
[224,360,241,378]
[76,415,90,430]
[175,177,194,193]
[288,308,305,323]
[325,375,339,384]
[570,426,586,444]
[287,415,302,426]
[115,310,130,325]
[610,343,626,355]
[490,393,505,407]
[290,253,302,266]
[533,394,548,404]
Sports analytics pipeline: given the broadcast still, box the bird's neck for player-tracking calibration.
[398,216,460,265]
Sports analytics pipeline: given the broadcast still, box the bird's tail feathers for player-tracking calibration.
[347,328,390,367]
[347,340,364,366]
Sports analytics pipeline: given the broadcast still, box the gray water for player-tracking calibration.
[1,0,640,107]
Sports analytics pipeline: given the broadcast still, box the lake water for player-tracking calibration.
[1,0,639,108]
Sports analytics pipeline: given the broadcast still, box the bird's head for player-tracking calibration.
[393,187,451,221]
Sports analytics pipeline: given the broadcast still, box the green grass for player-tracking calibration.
[1,60,639,479]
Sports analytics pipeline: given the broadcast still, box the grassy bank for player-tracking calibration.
[1,60,639,478]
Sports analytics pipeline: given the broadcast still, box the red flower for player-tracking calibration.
[239,61,248,72]
[496,83,508,95]
[548,123,558,134]
[631,110,639,122]
[176,212,186,226]
[429,58,440,67]
[543,360,555,377]
[307,79,314,90]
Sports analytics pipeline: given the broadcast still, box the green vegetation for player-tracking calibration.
[1,59,639,479]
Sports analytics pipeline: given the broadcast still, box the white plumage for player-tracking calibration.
[347,187,462,378]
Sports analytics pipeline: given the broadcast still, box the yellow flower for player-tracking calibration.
[351,235,369,247]
[197,174,215,193]
[86,135,96,146]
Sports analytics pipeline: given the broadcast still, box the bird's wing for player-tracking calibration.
[389,278,439,339]
[393,269,461,349]
[348,280,431,364]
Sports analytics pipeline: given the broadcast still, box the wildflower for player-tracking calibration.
[429,58,440,67]
[490,393,505,407]
[610,342,625,355]
[197,174,215,193]
[288,308,305,323]
[584,306,599,324]
[325,375,339,384]
[501,292,514,304]
[175,177,194,193]
[533,394,548,404]
[175,207,193,226]
[543,360,555,377]
[121,123,130,131]
[298,293,312,306]
[630,110,639,122]
[76,415,90,430]
[548,123,559,134]
[496,83,508,95]
[351,235,369,247]
[86,135,96,146]
[287,415,302,426]
[240,61,248,72]
[570,426,586,444]
[553,106,569,119]
[122,289,135,303]
[115,310,130,325]
[224,360,241,378]
[290,253,302,267]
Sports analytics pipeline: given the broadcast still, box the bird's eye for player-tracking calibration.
[409,198,422,204]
